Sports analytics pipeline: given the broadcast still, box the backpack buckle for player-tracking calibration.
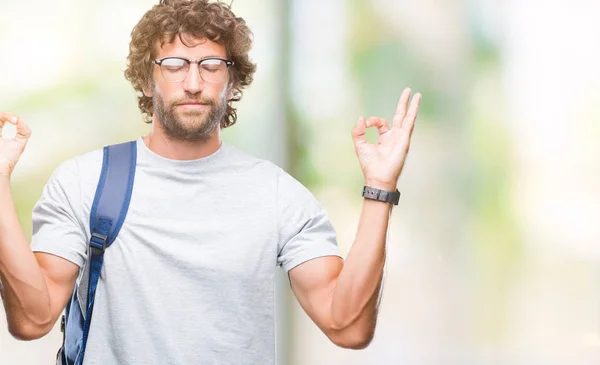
[90,232,108,256]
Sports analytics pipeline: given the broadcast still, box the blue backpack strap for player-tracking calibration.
[57,141,137,365]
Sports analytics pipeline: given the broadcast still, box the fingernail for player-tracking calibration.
[11,116,17,123]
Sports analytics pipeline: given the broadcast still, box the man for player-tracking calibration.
[0,0,421,363]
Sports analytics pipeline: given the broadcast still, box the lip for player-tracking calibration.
[178,103,207,108]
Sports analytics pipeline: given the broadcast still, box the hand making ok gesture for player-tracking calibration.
[0,112,32,178]
[351,87,422,191]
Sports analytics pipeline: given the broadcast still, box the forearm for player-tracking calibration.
[0,177,52,337]
[330,194,392,332]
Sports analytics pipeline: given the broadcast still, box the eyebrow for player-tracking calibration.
[163,55,226,60]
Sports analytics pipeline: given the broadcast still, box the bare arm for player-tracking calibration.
[289,198,391,349]
[288,89,421,349]
[0,112,79,340]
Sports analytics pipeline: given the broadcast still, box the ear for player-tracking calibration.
[142,84,154,98]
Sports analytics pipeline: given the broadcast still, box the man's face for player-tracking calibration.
[145,35,230,142]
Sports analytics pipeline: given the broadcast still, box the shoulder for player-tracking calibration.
[223,143,285,178]
[48,146,104,188]
[222,144,318,203]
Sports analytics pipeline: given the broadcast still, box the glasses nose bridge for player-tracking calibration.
[188,60,207,83]
[183,60,205,85]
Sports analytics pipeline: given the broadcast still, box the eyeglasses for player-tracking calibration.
[152,57,234,84]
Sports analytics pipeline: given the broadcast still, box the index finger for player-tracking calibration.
[0,112,18,123]
[0,112,19,138]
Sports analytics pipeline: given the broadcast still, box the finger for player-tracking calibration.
[0,112,19,139]
[14,116,31,146]
[392,88,412,128]
[401,93,422,134]
[351,116,367,146]
[366,117,390,135]
[0,112,18,123]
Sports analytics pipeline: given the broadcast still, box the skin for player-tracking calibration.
[141,34,232,160]
[0,34,421,349]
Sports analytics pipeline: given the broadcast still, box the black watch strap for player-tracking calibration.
[362,186,401,205]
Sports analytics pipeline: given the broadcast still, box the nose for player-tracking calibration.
[182,63,203,94]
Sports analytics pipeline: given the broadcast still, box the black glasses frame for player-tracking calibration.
[151,57,235,83]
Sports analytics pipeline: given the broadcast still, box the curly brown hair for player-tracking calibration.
[124,0,256,128]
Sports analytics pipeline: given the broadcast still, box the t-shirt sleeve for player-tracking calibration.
[30,158,88,268]
[276,168,342,273]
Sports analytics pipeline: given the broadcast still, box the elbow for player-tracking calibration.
[336,336,374,350]
[328,327,375,350]
[8,320,52,341]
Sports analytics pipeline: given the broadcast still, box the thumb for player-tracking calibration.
[351,116,367,146]
[14,116,31,147]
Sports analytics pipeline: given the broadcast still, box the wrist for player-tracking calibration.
[364,178,397,192]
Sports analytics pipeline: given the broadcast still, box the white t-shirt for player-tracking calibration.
[31,137,342,365]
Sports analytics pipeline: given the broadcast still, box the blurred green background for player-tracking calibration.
[1,0,600,364]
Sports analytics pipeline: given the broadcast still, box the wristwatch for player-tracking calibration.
[362,186,401,205]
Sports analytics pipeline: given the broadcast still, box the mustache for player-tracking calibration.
[172,97,215,106]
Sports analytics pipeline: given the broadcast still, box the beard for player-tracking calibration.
[154,91,227,142]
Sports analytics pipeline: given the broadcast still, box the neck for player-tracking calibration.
[142,119,222,161]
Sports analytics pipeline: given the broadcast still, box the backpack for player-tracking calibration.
[56,141,137,365]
